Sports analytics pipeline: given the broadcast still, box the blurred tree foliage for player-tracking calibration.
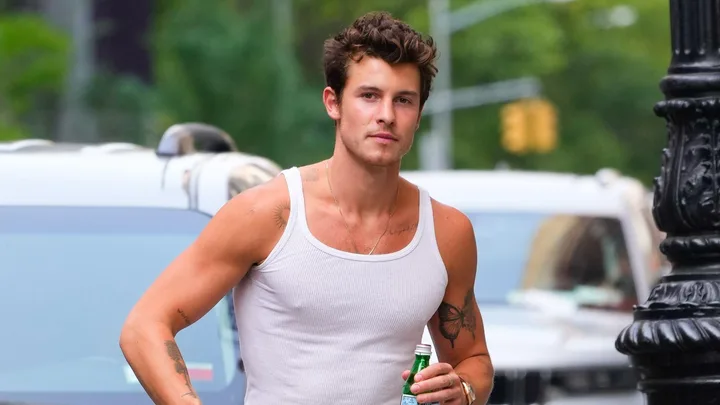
[290,0,671,183]
[7,0,672,185]
[149,0,329,166]
[0,13,69,141]
[83,0,672,183]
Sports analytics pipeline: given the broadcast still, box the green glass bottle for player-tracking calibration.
[400,343,436,405]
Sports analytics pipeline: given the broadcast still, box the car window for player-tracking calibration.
[0,206,243,403]
[468,211,637,312]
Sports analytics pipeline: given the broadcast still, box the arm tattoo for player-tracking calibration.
[165,340,198,398]
[177,308,191,326]
[273,201,291,229]
[438,289,477,348]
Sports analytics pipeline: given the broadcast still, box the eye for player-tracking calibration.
[397,97,412,104]
[361,92,377,99]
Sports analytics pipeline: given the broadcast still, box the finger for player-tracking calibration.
[414,362,454,381]
[412,373,457,394]
[401,370,411,380]
[416,386,462,404]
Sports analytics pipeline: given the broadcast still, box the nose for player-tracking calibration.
[376,97,396,126]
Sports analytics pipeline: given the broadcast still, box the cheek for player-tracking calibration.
[399,109,420,131]
[342,101,374,127]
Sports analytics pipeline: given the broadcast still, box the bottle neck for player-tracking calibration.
[411,354,431,372]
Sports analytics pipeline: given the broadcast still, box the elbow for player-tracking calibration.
[118,314,163,355]
[118,318,141,356]
[484,354,495,382]
[119,314,175,352]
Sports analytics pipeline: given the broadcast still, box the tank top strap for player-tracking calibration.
[417,186,444,263]
[416,187,432,237]
[280,166,306,226]
[252,167,305,271]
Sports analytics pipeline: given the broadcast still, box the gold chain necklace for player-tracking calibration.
[325,160,399,255]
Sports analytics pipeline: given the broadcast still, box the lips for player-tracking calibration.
[369,133,397,141]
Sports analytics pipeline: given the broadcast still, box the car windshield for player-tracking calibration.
[0,206,242,404]
[469,211,638,311]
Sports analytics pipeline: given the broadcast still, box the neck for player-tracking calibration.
[325,151,400,217]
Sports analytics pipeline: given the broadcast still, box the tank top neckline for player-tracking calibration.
[285,166,427,263]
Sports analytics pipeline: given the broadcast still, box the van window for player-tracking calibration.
[468,211,637,312]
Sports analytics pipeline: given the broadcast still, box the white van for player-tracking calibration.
[402,169,652,405]
[0,124,280,405]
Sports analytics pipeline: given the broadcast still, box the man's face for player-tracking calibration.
[323,56,422,167]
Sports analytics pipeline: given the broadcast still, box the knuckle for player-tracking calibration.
[419,391,443,403]
[417,394,432,403]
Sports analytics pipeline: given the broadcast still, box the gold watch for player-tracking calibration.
[459,377,476,405]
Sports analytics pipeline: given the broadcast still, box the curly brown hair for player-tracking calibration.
[323,11,438,107]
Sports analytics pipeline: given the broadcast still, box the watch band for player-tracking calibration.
[458,376,475,405]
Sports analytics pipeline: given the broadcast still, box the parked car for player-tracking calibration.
[0,123,281,405]
[402,169,654,405]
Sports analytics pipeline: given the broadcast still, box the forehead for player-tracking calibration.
[345,56,420,92]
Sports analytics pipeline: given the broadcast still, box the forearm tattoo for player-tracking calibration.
[165,340,198,399]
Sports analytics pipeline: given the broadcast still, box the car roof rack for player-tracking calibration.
[156,122,238,157]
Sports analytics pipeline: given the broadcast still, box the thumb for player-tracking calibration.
[401,370,411,380]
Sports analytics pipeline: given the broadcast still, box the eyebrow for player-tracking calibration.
[357,86,419,98]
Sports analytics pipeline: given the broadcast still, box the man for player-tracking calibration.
[120,11,493,405]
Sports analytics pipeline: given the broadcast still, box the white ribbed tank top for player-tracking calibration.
[232,167,448,404]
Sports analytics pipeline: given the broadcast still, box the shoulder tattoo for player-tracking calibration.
[273,201,291,229]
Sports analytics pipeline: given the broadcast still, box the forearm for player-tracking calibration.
[119,320,201,405]
[455,355,494,404]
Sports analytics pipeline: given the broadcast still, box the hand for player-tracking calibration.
[401,362,467,404]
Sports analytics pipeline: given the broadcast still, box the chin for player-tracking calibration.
[360,152,404,167]
[341,140,409,167]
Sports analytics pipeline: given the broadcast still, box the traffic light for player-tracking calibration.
[500,101,528,154]
[499,98,558,154]
[527,98,557,153]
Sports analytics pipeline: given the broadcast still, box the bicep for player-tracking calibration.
[427,202,489,365]
[125,187,276,335]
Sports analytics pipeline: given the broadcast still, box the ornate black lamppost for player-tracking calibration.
[615,1,720,403]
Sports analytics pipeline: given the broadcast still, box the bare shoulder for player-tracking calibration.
[430,199,477,274]
[431,199,476,249]
[199,172,291,266]
[233,163,320,224]
[223,172,290,224]
[299,163,322,183]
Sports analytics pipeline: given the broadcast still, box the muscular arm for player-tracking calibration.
[119,177,289,404]
[428,201,494,404]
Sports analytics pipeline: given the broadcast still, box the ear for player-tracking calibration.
[323,87,341,121]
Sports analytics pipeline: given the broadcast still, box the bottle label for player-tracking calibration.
[401,395,418,405]
[400,394,440,405]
